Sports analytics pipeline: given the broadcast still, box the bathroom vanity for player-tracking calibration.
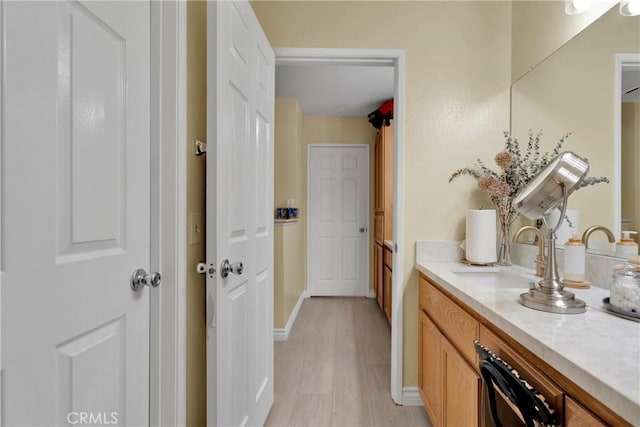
[416,261,639,426]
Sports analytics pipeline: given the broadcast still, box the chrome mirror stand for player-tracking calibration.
[519,184,586,314]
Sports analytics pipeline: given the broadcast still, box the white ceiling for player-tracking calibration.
[275,63,394,117]
[275,63,639,117]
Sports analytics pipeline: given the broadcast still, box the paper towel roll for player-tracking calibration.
[465,209,497,264]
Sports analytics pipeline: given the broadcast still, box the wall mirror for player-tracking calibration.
[510,5,640,256]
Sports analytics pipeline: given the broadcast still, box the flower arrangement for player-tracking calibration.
[449,131,609,264]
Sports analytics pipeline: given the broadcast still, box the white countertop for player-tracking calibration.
[416,260,640,425]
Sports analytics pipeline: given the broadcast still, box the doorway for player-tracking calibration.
[307,145,370,297]
[616,54,640,238]
[275,48,406,404]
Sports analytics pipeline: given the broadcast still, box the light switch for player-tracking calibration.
[189,212,202,245]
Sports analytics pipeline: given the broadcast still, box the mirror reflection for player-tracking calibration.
[510,5,640,255]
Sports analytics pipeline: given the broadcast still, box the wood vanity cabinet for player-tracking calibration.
[565,396,607,426]
[419,275,480,427]
[418,273,631,427]
[419,310,443,426]
[442,337,480,427]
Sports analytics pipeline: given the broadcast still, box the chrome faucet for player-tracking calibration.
[513,226,546,277]
[581,225,615,249]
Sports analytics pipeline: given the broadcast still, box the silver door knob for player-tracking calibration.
[220,259,243,278]
[130,268,161,291]
[359,227,368,233]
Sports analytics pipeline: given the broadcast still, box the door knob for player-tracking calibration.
[220,259,243,278]
[359,226,368,233]
[130,268,161,291]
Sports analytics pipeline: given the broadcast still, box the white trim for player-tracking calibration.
[367,289,376,299]
[149,1,187,426]
[306,143,371,298]
[0,3,3,423]
[276,48,406,405]
[390,50,406,406]
[274,291,309,341]
[276,47,399,66]
[401,387,424,407]
[614,53,640,240]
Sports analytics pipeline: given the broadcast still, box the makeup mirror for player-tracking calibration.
[514,152,589,314]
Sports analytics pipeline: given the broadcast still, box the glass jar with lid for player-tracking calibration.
[610,256,640,313]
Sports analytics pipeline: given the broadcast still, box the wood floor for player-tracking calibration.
[266,297,433,427]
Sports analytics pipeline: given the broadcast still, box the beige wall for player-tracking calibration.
[274,98,305,328]
[275,98,304,207]
[273,100,378,328]
[186,1,206,425]
[253,1,512,386]
[622,102,640,234]
[511,0,617,83]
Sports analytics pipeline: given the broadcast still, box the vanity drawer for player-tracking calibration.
[420,275,479,365]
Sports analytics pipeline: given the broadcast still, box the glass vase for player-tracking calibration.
[497,218,512,266]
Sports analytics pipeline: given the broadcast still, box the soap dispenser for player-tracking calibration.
[564,234,586,285]
[616,231,639,257]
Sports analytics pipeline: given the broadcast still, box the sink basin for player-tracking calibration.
[453,271,534,289]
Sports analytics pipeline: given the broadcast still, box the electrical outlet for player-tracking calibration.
[189,212,202,245]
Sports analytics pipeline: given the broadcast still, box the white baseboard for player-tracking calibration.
[274,290,308,341]
[401,387,423,406]
[367,289,376,299]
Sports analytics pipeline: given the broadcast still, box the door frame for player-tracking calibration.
[276,47,406,405]
[149,34,409,424]
[307,143,371,297]
[150,1,188,425]
[0,1,182,422]
[614,53,640,240]
[0,2,186,423]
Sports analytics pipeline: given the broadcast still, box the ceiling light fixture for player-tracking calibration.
[620,0,640,15]
[565,0,592,14]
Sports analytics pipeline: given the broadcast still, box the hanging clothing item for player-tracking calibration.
[368,99,393,129]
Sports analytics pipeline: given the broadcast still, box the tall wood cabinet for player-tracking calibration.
[374,122,393,323]
[383,245,392,321]
[374,122,393,241]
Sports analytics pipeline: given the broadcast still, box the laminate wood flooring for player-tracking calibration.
[266,297,432,427]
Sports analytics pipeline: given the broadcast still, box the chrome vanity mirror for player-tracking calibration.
[511,4,640,254]
[514,152,589,314]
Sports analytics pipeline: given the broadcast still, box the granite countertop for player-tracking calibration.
[415,260,640,425]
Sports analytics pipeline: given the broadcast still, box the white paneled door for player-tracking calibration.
[206,1,274,426]
[308,146,370,296]
[1,1,150,425]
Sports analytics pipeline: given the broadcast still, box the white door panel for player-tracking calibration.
[308,146,369,296]
[2,1,150,425]
[207,1,274,425]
